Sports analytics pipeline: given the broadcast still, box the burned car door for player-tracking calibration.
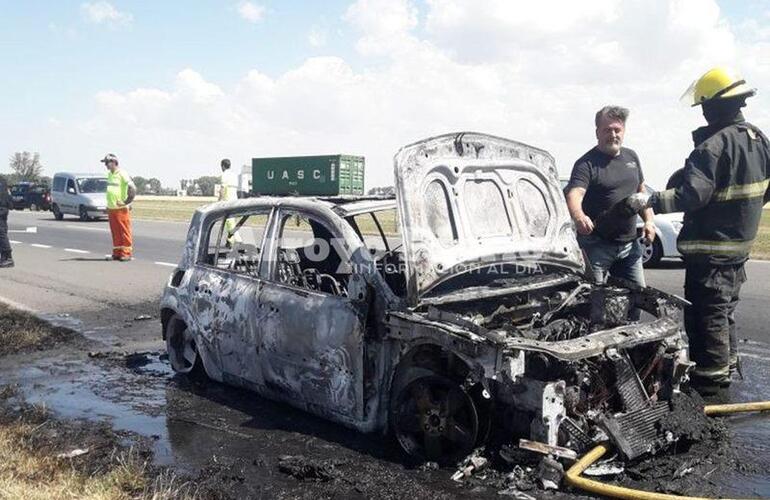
[190,208,272,385]
[257,208,368,423]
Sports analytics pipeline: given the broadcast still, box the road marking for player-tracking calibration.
[155,261,177,268]
[64,248,90,254]
[9,240,21,244]
[30,244,52,249]
[8,226,37,233]
[66,225,109,232]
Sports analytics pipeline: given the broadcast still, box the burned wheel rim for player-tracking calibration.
[165,316,199,374]
[392,375,479,463]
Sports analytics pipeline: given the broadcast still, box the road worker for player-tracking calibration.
[102,154,136,261]
[219,158,242,247]
[624,68,770,398]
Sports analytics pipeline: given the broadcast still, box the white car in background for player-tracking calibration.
[560,179,682,267]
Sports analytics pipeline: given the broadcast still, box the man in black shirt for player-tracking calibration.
[0,177,13,268]
[565,106,655,288]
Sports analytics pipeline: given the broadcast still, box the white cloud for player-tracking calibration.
[80,2,133,27]
[236,2,265,23]
[34,0,770,190]
[308,25,328,48]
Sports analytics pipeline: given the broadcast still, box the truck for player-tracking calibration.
[252,155,364,196]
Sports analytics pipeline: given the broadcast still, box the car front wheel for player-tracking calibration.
[390,374,479,464]
[78,205,90,221]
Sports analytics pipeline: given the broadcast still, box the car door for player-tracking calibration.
[188,208,274,386]
[257,208,368,423]
[63,177,78,214]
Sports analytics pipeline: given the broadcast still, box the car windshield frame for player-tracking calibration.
[77,177,108,194]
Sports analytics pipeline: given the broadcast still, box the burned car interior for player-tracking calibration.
[162,132,694,473]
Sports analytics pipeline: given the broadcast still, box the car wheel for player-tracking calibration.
[642,238,663,267]
[78,205,90,221]
[52,204,64,221]
[391,374,479,464]
[165,314,206,378]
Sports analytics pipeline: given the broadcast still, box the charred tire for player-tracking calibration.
[165,314,206,379]
[79,205,90,221]
[641,238,663,267]
[390,374,479,464]
[52,204,63,220]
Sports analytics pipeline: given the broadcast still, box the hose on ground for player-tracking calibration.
[564,400,770,500]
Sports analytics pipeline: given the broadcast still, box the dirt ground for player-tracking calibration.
[1,305,769,499]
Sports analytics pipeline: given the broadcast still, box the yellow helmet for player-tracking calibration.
[681,67,756,107]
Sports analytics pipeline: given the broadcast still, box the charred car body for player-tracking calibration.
[161,133,692,463]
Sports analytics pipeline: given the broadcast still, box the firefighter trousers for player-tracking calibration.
[684,261,746,386]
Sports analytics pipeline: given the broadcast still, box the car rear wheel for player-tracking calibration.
[165,314,206,378]
[391,374,479,464]
[52,204,64,221]
[78,205,90,221]
[641,238,663,267]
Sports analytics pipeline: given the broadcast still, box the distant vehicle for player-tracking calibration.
[559,179,682,267]
[10,182,51,211]
[51,172,108,221]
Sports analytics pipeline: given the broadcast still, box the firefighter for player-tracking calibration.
[624,68,770,397]
[219,158,241,247]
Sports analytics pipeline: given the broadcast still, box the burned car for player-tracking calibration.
[160,133,692,464]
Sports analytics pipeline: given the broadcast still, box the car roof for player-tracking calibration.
[197,195,396,217]
[54,172,107,178]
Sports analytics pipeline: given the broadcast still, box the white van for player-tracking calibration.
[51,172,109,221]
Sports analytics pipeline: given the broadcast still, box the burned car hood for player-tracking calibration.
[394,132,584,305]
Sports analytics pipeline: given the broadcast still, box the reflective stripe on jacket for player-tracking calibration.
[651,114,770,265]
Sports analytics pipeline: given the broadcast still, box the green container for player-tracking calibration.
[251,155,365,196]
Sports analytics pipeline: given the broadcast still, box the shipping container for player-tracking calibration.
[251,155,365,196]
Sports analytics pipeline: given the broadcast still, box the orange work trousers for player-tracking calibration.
[108,207,132,259]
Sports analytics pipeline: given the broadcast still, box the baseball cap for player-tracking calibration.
[100,153,118,164]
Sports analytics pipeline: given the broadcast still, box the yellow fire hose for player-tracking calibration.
[565,401,770,500]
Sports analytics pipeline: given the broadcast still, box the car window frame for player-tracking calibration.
[196,206,275,279]
[263,207,353,296]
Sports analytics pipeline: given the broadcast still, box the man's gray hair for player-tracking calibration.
[595,105,630,127]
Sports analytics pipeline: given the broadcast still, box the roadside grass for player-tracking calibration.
[0,397,197,500]
[0,303,198,500]
[0,303,73,356]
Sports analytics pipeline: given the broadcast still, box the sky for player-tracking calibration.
[1,0,769,190]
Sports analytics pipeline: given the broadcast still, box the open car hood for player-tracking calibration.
[394,132,584,306]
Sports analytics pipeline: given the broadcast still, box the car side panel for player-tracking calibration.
[257,281,366,424]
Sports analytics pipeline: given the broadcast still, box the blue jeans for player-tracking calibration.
[578,234,646,287]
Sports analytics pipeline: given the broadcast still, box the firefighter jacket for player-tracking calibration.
[650,113,770,265]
